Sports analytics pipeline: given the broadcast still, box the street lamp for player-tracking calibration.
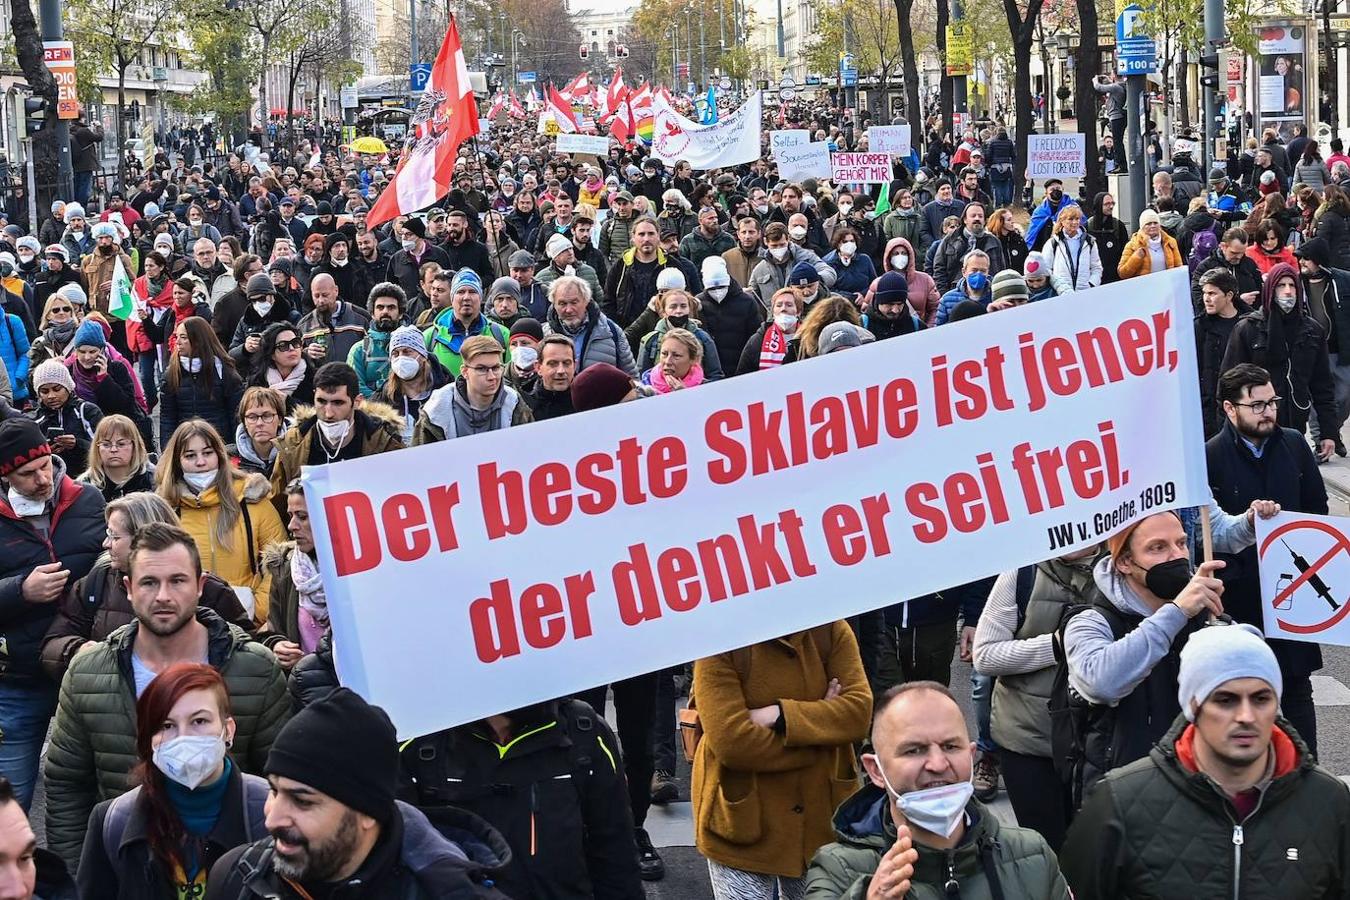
[512,29,527,87]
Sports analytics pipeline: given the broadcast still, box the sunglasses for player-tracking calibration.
[274,339,301,351]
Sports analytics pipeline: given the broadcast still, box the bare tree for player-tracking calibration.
[241,0,311,147]
[1002,0,1047,197]
[8,0,61,200]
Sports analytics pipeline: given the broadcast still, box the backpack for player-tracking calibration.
[1188,223,1221,276]
[679,624,835,761]
[101,773,270,868]
[1047,600,1131,809]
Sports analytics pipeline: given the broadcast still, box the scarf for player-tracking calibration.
[291,547,329,628]
[44,320,77,355]
[266,358,308,396]
[759,324,790,369]
[646,363,705,392]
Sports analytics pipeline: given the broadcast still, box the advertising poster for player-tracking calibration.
[1257,24,1305,132]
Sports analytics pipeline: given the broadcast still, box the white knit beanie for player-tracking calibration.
[1177,623,1283,721]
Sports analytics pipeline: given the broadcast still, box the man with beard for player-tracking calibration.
[721,215,763,288]
[933,203,1006,295]
[191,238,235,309]
[314,232,358,305]
[43,523,289,868]
[351,230,386,305]
[207,688,512,899]
[33,245,82,312]
[863,272,925,340]
[1207,363,1328,758]
[348,283,404,398]
[441,209,494,286]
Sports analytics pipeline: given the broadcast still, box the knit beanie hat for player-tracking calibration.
[545,233,572,261]
[388,325,428,359]
[32,359,75,394]
[571,362,635,412]
[509,317,545,343]
[873,271,909,305]
[702,256,731,289]
[450,267,482,297]
[655,267,686,291]
[488,276,522,303]
[1178,623,1283,721]
[1138,209,1161,229]
[402,217,426,239]
[0,419,50,478]
[63,203,85,223]
[56,283,86,306]
[91,222,118,241]
[73,319,106,349]
[266,688,399,824]
[1023,251,1052,280]
[991,269,1029,305]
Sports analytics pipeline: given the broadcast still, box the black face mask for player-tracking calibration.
[1144,557,1193,600]
[667,314,689,329]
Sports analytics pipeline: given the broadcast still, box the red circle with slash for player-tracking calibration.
[1259,519,1350,634]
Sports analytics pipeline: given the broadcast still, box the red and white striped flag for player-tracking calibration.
[609,90,635,146]
[603,67,627,117]
[559,72,590,101]
[486,92,505,120]
[546,84,578,133]
[508,89,527,119]
[368,14,479,228]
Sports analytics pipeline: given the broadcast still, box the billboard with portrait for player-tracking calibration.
[1257,23,1306,136]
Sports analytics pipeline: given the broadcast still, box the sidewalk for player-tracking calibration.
[1317,441,1350,516]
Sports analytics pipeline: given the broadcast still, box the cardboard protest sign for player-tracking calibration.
[831,152,891,183]
[1027,134,1087,179]
[868,125,912,156]
[776,141,832,182]
[304,269,1207,738]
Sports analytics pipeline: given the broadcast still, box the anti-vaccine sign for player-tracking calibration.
[304,269,1208,738]
[1027,133,1087,179]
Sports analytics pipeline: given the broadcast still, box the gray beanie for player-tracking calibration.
[488,276,522,303]
[1177,623,1283,721]
[388,325,428,359]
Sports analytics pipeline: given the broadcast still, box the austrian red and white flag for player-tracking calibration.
[546,84,578,133]
[368,14,479,228]
[603,67,627,117]
[628,82,652,118]
[609,91,635,146]
[559,72,590,101]
[508,90,527,119]
[486,92,506,120]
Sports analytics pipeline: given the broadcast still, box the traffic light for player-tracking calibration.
[1199,54,1220,90]
[23,96,47,135]
[617,44,630,58]
[580,44,589,60]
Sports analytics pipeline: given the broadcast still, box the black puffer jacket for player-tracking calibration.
[204,801,513,900]
[0,466,105,686]
[287,631,338,713]
[157,359,246,450]
[697,281,763,379]
[1062,715,1350,900]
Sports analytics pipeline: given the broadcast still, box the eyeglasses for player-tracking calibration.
[244,412,279,424]
[274,339,301,351]
[465,364,504,377]
[97,440,133,451]
[1233,397,1282,415]
[104,529,130,541]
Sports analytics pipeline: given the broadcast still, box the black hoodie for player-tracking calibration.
[1086,191,1130,285]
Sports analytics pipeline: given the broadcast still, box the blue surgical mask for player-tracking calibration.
[966,271,989,292]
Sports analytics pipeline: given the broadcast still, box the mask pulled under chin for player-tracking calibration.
[1144,557,1194,601]
[317,418,351,446]
[8,488,46,517]
[875,761,973,838]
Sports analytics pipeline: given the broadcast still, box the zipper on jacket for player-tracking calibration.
[944,849,959,896]
[1231,824,1243,900]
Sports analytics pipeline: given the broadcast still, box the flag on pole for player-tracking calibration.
[508,90,527,119]
[546,85,578,133]
[560,72,590,101]
[109,255,134,321]
[873,183,891,218]
[697,87,718,124]
[604,68,627,117]
[609,91,636,146]
[486,92,506,120]
[367,14,480,228]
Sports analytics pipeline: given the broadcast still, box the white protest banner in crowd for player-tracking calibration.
[830,152,892,184]
[650,90,762,169]
[304,269,1207,739]
[555,133,611,155]
[1027,133,1087,179]
[1256,511,1350,646]
[776,141,832,182]
[770,129,810,158]
[868,125,912,156]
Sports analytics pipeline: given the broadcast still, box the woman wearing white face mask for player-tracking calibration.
[158,420,285,626]
[77,663,269,900]
[697,256,762,376]
[737,288,806,374]
[380,324,452,445]
[823,227,877,302]
[861,237,940,326]
[159,317,245,452]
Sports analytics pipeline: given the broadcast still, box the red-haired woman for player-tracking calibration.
[76,663,268,898]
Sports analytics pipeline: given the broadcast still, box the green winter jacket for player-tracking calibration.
[346,325,394,398]
[805,784,1070,900]
[44,608,291,869]
[1061,714,1350,900]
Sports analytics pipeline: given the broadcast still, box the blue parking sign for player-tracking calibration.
[410,63,433,93]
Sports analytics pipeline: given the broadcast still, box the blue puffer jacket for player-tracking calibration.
[935,277,992,325]
[823,250,877,300]
[0,312,31,402]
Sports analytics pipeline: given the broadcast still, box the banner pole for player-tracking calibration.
[1200,504,1213,564]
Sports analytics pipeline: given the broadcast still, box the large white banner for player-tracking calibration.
[651,90,762,169]
[303,270,1207,738]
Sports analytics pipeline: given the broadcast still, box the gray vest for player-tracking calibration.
[990,559,1099,757]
